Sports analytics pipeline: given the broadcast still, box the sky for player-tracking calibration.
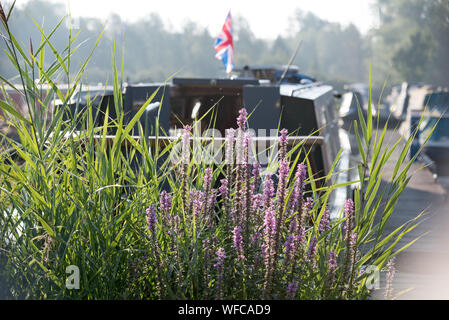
[14,0,379,39]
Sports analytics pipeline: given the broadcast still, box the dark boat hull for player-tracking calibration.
[423,144,449,176]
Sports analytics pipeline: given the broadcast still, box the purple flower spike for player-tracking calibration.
[160,190,172,214]
[233,226,244,259]
[284,235,295,264]
[297,227,306,246]
[287,281,298,299]
[280,129,288,146]
[318,209,331,234]
[307,236,318,259]
[328,251,338,285]
[252,162,261,177]
[146,205,157,231]
[204,168,213,191]
[264,209,276,237]
[344,199,355,241]
[263,174,275,210]
[214,247,226,300]
[214,248,226,269]
[344,199,355,217]
[296,163,307,183]
[219,178,228,197]
[303,197,314,214]
[237,108,248,131]
[328,251,338,271]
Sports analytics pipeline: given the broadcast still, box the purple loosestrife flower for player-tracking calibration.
[219,178,228,198]
[146,205,157,232]
[279,128,288,160]
[251,231,263,269]
[318,209,331,234]
[219,179,230,221]
[343,200,356,287]
[251,162,262,192]
[262,174,275,211]
[233,226,244,260]
[297,227,306,246]
[344,199,355,241]
[250,193,262,219]
[284,235,295,265]
[192,190,204,224]
[296,163,307,188]
[303,197,314,216]
[288,218,297,235]
[307,236,318,260]
[241,132,253,248]
[263,208,277,297]
[349,233,358,268]
[385,257,396,299]
[203,168,213,192]
[214,248,226,269]
[202,169,214,220]
[327,251,338,293]
[345,232,359,292]
[231,208,238,226]
[214,248,226,300]
[287,281,298,299]
[275,157,289,246]
[264,209,277,240]
[329,251,338,270]
[206,190,217,224]
[290,163,307,214]
[159,190,172,214]
[236,108,248,131]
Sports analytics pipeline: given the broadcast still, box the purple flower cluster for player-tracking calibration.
[237,108,248,131]
[344,199,354,241]
[287,281,298,299]
[159,190,172,214]
[307,236,318,260]
[233,226,244,260]
[219,178,228,197]
[318,209,331,234]
[146,205,156,231]
[328,251,338,286]
[214,248,226,269]
[262,174,275,210]
[142,107,372,299]
[283,235,295,265]
[214,247,226,299]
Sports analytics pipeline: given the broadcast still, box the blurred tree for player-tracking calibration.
[372,0,449,87]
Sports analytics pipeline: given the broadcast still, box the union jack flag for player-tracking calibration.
[214,11,233,74]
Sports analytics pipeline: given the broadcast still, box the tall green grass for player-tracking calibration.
[0,4,434,299]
